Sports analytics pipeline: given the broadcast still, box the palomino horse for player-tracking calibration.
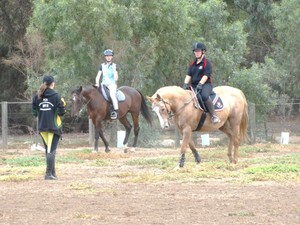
[71,85,152,152]
[147,86,248,167]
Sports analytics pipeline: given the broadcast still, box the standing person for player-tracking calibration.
[95,49,119,119]
[32,75,66,180]
[182,42,220,124]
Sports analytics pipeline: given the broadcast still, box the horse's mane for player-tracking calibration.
[156,86,188,100]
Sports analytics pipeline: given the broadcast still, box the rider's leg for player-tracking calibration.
[108,84,118,119]
[202,84,220,124]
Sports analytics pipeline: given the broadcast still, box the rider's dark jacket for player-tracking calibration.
[187,57,213,87]
[32,88,66,136]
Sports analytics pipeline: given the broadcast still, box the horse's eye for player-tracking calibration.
[161,108,165,112]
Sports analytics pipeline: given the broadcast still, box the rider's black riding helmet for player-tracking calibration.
[192,42,206,52]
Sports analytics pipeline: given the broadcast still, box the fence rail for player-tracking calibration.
[1,101,299,150]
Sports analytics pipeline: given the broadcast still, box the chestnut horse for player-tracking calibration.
[71,85,152,152]
[147,86,248,168]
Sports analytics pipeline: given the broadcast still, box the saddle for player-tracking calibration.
[191,90,224,112]
[99,84,126,103]
[190,90,224,132]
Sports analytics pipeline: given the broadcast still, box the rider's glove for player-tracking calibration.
[182,83,189,90]
[196,83,203,92]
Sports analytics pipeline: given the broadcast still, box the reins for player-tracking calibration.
[77,94,92,116]
[161,92,195,119]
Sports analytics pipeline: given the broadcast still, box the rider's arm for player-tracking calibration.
[95,70,102,87]
[199,75,208,84]
[183,75,191,84]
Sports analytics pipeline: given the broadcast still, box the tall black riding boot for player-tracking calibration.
[45,153,57,180]
[205,98,220,124]
[52,153,57,179]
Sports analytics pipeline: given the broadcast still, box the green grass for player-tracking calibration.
[1,144,299,184]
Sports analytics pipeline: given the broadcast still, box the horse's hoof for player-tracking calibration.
[105,149,111,153]
[124,149,128,153]
[92,150,98,154]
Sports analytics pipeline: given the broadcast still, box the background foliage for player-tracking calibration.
[0,0,299,117]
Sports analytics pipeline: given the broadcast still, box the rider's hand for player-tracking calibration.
[196,83,203,92]
[182,83,189,90]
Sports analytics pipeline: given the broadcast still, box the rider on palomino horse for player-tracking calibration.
[182,42,220,124]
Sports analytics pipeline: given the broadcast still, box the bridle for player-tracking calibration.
[72,92,91,116]
[159,93,195,119]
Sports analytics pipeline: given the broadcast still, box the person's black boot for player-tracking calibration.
[45,153,57,180]
[205,98,220,124]
[51,153,57,179]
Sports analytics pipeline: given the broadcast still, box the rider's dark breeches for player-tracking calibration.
[193,83,212,102]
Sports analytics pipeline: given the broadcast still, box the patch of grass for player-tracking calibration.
[4,156,44,167]
[125,156,178,169]
[94,159,111,166]
[0,167,43,182]
[240,144,279,153]
[69,182,97,194]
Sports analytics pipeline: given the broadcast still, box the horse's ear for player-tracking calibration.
[79,86,82,92]
[146,96,154,103]
[156,93,162,101]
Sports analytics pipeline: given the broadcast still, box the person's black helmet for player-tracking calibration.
[104,49,114,56]
[192,42,206,51]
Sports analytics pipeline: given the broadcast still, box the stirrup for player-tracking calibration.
[211,115,220,124]
[110,111,118,120]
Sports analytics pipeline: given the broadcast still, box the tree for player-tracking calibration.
[271,0,300,101]
[0,0,33,101]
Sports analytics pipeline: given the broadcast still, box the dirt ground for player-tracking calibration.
[0,146,300,225]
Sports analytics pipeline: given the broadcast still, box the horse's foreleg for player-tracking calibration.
[94,130,99,152]
[192,150,201,164]
[178,127,192,167]
[96,128,110,153]
[189,140,201,164]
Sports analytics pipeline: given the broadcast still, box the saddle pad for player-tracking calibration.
[198,93,224,112]
[100,84,125,102]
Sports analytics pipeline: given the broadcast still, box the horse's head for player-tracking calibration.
[147,93,172,129]
[70,86,83,117]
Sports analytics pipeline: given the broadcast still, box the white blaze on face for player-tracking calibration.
[153,104,168,129]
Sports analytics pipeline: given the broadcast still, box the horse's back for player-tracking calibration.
[214,86,247,105]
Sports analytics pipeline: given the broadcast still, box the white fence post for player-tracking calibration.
[1,101,8,150]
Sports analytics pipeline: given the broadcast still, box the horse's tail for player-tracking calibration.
[138,91,153,126]
[240,92,249,143]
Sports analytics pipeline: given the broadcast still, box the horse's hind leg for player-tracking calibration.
[220,121,240,164]
[219,122,234,163]
[119,116,132,152]
[131,113,140,148]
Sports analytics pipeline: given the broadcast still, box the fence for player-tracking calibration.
[1,101,299,150]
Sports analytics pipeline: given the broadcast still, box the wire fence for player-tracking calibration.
[0,101,299,150]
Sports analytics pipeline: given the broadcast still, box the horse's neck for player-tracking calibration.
[169,92,196,115]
